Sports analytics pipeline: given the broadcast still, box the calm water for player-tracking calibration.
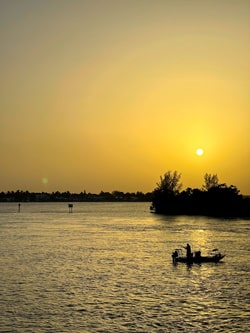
[0,202,249,332]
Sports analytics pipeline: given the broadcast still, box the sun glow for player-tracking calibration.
[42,177,48,184]
[196,148,204,156]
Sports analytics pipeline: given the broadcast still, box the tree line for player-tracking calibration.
[151,171,250,217]
[1,171,249,217]
[0,190,153,203]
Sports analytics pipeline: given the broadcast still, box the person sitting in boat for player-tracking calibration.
[195,250,201,258]
[185,243,192,259]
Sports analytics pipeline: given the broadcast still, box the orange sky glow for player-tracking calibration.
[0,0,249,194]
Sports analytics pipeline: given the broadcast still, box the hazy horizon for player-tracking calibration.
[1,0,249,194]
[1,172,250,196]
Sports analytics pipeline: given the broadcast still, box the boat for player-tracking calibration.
[172,248,225,264]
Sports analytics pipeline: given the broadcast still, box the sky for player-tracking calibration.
[0,0,249,194]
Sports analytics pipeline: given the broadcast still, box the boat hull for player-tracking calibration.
[173,254,225,264]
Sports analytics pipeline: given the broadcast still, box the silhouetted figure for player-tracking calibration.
[18,203,21,212]
[195,250,201,258]
[185,243,191,258]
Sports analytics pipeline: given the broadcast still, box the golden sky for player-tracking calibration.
[0,0,249,194]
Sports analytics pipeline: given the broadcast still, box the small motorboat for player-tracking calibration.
[172,248,225,264]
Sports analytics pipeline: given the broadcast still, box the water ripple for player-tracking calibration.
[0,203,249,332]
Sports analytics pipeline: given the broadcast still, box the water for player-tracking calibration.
[0,202,249,332]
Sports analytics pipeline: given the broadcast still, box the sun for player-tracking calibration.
[196,148,204,156]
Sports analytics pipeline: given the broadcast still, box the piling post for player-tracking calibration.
[68,203,73,213]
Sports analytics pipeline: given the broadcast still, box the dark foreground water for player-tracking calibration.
[0,202,249,332]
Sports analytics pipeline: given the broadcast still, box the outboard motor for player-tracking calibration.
[172,250,178,263]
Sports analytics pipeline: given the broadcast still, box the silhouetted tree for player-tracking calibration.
[203,173,219,191]
[156,170,182,195]
[151,171,182,214]
[151,170,250,217]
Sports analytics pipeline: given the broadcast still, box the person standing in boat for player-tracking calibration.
[185,243,192,258]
